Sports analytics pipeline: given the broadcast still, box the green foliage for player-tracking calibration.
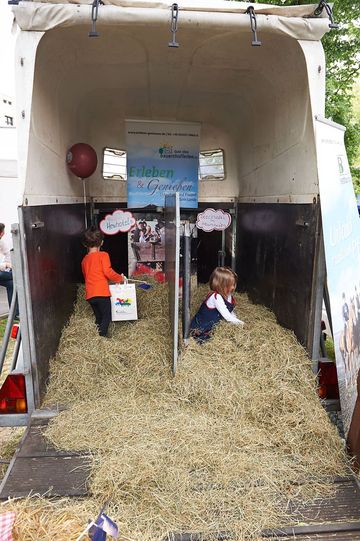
[323,0,360,191]
[253,0,360,191]
[325,336,335,361]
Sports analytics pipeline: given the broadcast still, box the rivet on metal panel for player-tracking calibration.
[31,222,44,229]
[169,4,180,48]
[296,219,309,228]
[246,6,262,47]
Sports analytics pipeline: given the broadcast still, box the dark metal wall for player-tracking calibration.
[23,205,86,400]
[236,202,320,350]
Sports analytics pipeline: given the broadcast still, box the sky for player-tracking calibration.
[0,2,16,96]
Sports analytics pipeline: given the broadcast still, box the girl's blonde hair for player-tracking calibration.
[209,267,238,298]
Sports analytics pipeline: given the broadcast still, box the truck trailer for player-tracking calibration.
[1,1,360,536]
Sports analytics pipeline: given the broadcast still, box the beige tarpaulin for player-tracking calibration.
[13,0,329,17]
[13,1,331,40]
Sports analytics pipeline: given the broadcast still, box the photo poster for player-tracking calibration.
[316,116,360,437]
[128,215,166,281]
[126,120,200,209]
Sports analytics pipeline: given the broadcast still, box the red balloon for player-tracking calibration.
[66,143,97,179]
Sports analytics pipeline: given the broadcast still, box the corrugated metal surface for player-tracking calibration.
[0,418,91,499]
[262,477,360,539]
[164,478,360,541]
[288,478,360,523]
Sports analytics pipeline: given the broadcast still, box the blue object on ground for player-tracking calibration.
[138,283,152,290]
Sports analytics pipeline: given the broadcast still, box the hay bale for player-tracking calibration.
[8,282,349,540]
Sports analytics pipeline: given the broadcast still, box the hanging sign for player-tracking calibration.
[99,210,136,235]
[126,120,200,209]
[316,116,360,438]
[196,208,232,232]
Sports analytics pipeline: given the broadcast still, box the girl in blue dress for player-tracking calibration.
[190,267,244,342]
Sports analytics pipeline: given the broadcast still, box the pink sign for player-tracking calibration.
[196,208,231,232]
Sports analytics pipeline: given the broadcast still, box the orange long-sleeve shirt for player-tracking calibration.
[81,251,124,300]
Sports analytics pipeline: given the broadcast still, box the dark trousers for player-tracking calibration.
[0,269,19,318]
[88,296,112,337]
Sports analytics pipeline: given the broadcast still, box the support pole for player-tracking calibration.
[218,229,226,267]
[182,221,191,342]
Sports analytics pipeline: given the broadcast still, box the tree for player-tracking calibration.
[253,0,360,190]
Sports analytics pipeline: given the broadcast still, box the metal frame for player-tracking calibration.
[309,208,326,373]
[182,220,191,342]
[0,210,38,426]
[165,193,180,375]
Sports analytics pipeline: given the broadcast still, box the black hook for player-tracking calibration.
[246,6,261,46]
[314,0,339,29]
[89,0,104,38]
[169,3,180,48]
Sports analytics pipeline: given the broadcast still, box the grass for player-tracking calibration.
[0,318,6,339]
[325,336,336,361]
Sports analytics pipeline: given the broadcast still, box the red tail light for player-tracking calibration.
[0,374,27,414]
[318,359,339,400]
[11,324,19,339]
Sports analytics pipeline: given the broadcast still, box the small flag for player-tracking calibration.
[0,511,15,541]
[88,512,119,540]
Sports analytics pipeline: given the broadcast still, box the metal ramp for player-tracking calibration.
[262,476,360,539]
[1,418,360,539]
[0,414,91,499]
[164,477,360,541]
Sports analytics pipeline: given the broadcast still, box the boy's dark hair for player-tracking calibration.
[0,223,5,234]
[83,227,104,248]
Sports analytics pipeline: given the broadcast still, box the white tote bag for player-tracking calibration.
[109,283,138,321]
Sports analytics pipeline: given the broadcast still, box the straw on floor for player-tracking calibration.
[5,282,349,540]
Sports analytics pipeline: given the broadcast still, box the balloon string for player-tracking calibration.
[83,178,88,229]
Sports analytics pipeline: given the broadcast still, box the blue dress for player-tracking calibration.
[190,292,235,342]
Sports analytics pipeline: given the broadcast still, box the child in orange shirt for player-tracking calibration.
[81,227,125,337]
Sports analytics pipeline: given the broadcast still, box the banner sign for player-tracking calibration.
[100,210,136,235]
[316,116,360,437]
[126,120,200,209]
[196,208,232,232]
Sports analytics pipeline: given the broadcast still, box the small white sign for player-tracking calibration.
[196,208,231,232]
[100,210,136,235]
